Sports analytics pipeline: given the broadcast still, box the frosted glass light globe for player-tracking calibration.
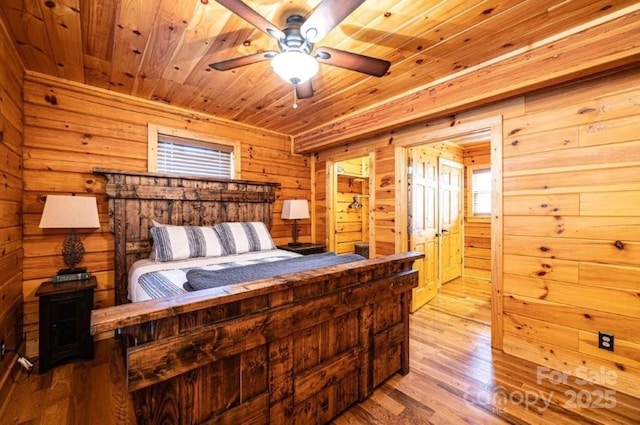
[271,51,319,84]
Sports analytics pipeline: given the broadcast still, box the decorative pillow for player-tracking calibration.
[214,222,276,254]
[151,226,227,262]
[149,220,171,260]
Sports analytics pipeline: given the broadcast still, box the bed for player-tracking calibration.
[128,249,301,301]
[90,169,423,425]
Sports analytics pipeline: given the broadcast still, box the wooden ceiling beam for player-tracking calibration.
[293,8,640,154]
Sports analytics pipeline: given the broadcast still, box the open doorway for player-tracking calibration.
[406,144,464,310]
[327,155,373,257]
[396,116,504,349]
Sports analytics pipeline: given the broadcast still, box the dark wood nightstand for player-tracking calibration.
[277,243,327,255]
[35,276,97,374]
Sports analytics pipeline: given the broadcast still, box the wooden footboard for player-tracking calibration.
[91,252,422,425]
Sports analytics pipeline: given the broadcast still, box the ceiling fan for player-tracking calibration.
[209,0,391,107]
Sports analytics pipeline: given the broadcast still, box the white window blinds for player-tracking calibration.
[471,168,491,216]
[157,135,234,179]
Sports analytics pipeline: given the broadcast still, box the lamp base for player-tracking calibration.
[288,242,303,247]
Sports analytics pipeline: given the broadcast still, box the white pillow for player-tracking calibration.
[214,222,276,254]
[151,226,227,262]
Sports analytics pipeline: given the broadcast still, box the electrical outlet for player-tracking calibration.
[598,332,614,352]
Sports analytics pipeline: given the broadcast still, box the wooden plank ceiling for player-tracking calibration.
[2,0,638,144]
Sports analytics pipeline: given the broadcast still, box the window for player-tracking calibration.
[148,125,240,179]
[157,135,234,178]
[467,165,491,220]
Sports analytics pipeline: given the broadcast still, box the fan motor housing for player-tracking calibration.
[278,15,314,55]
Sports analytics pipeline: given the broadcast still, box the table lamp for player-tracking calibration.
[39,195,100,276]
[281,199,309,246]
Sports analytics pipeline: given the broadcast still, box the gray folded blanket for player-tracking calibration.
[184,252,365,292]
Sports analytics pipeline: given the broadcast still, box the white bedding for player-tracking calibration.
[128,249,301,302]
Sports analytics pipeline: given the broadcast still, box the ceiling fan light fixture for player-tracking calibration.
[271,51,319,85]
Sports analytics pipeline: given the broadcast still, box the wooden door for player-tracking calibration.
[439,159,464,283]
[409,147,440,311]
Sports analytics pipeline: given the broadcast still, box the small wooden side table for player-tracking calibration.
[35,276,96,373]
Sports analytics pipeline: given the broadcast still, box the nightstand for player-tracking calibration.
[277,243,327,255]
[35,276,97,374]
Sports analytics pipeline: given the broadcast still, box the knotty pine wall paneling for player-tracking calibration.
[463,143,492,278]
[310,65,640,398]
[0,17,24,398]
[501,66,640,399]
[22,73,310,356]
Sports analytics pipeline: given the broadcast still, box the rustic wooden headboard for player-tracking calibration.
[94,168,280,305]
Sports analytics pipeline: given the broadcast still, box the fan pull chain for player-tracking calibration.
[292,85,298,109]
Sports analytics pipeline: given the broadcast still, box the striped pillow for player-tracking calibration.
[149,219,170,260]
[214,222,276,254]
[151,226,227,262]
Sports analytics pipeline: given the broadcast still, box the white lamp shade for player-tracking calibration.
[271,51,319,84]
[281,199,310,220]
[39,195,100,229]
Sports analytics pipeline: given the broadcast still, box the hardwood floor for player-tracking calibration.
[2,275,639,424]
[333,275,640,425]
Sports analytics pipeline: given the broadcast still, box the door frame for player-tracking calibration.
[395,116,504,350]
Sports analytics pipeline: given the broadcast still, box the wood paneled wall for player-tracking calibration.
[463,143,492,278]
[311,65,640,398]
[21,73,311,356]
[501,67,640,398]
[0,17,24,395]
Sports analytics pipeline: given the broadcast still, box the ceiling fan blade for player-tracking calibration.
[296,80,314,99]
[301,0,365,43]
[315,47,390,77]
[210,51,278,71]
[215,0,285,40]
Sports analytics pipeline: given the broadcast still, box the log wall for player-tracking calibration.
[21,73,311,356]
[0,16,24,396]
[463,143,492,278]
[311,64,640,398]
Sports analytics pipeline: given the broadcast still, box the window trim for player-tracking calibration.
[466,163,491,222]
[148,124,241,178]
